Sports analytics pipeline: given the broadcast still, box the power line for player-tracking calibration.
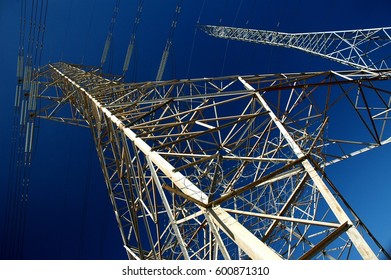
[1,0,27,257]
[156,0,183,81]
[1,0,29,259]
[186,0,206,78]
[122,0,144,77]
[81,0,97,65]
[220,0,243,76]
[100,0,121,69]
[60,0,74,61]
[1,0,48,259]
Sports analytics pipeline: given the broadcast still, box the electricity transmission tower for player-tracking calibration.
[32,59,391,259]
[200,25,391,70]
[7,0,390,260]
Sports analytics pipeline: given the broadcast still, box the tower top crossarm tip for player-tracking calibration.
[200,25,391,71]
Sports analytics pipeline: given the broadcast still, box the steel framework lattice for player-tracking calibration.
[200,25,391,70]
[32,62,391,260]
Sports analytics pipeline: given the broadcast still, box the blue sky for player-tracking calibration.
[1,0,391,259]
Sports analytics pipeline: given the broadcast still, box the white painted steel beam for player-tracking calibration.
[147,157,190,259]
[239,76,378,260]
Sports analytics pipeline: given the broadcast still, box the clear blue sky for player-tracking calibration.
[1,0,390,259]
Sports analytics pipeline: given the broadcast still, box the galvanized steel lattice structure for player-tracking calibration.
[32,62,391,260]
[200,25,391,70]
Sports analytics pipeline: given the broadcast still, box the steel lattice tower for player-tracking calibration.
[31,62,391,260]
[200,25,391,71]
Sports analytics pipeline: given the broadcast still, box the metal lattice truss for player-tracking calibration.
[200,25,391,70]
[33,62,391,260]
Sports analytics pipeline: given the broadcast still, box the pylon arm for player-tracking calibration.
[200,25,391,70]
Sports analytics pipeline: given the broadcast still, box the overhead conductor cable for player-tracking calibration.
[101,0,121,68]
[156,0,183,81]
[122,0,144,76]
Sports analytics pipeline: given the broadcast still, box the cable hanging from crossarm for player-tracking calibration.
[1,0,48,259]
[13,0,39,258]
[122,0,144,77]
[156,0,183,81]
[1,0,27,259]
[101,0,121,69]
